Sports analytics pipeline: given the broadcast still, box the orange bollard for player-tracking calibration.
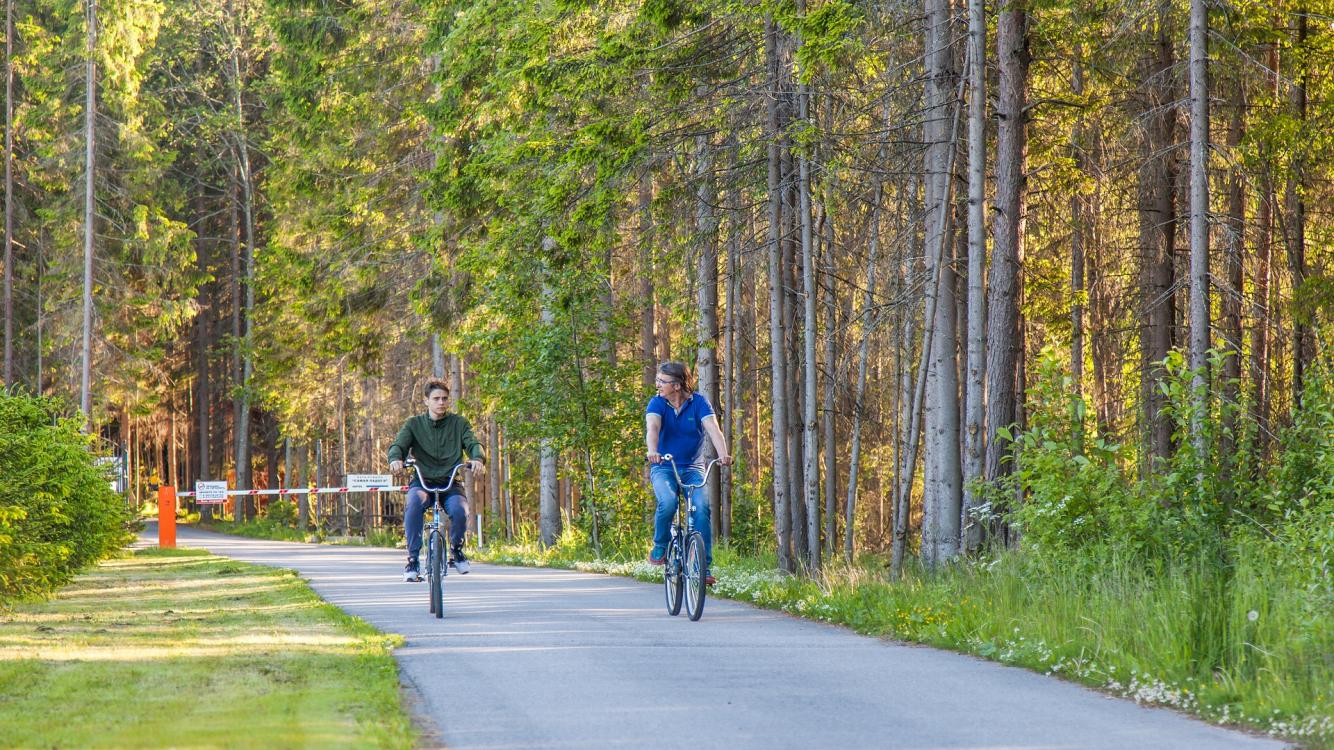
[158,485,177,549]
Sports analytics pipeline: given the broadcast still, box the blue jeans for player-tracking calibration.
[405,482,466,563]
[650,464,711,569]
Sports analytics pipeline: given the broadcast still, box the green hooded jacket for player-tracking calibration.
[387,413,484,485]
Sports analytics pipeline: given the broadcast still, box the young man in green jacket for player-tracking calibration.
[389,378,485,582]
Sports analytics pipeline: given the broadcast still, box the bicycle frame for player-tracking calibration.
[660,454,721,536]
[406,460,466,571]
[658,454,721,620]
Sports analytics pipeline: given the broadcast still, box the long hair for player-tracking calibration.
[656,362,693,392]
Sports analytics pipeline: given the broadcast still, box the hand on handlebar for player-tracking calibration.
[390,460,404,473]
[646,451,662,464]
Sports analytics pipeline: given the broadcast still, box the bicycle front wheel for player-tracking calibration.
[664,539,684,616]
[684,531,707,621]
[429,532,445,618]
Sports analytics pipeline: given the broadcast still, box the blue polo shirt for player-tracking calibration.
[647,392,715,466]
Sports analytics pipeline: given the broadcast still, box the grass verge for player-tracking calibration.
[0,547,416,749]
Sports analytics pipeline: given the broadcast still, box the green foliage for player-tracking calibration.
[263,498,300,527]
[1254,353,1334,629]
[995,348,1334,743]
[0,392,133,602]
[1002,348,1145,555]
[1007,347,1274,560]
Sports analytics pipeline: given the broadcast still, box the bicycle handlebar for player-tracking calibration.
[403,458,468,494]
[658,454,723,489]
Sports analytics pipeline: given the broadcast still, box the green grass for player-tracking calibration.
[0,547,417,749]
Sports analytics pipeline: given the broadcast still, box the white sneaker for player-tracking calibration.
[403,564,422,582]
[452,550,471,575]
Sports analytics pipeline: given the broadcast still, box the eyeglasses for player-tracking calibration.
[654,378,678,387]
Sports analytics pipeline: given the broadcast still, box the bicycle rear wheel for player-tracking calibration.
[664,537,684,616]
[429,531,445,618]
[684,531,706,621]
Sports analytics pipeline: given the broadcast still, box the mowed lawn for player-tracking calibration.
[0,548,416,749]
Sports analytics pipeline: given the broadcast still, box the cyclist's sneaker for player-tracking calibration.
[403,561,422,583]
[648,549,666,565]
[705,574,716,586]
[452,548,471,575]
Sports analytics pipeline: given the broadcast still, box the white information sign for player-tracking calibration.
[347,474,394,491]
[195,480,229,504]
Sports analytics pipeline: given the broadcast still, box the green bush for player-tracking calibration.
[1003,349,1147,556]
[0,391,132,601]
[263,498,299,527]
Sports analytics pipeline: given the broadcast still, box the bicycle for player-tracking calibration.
[403,458,469,619]
[657,454,722,621]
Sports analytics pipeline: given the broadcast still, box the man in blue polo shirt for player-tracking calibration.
[645,361,732,584]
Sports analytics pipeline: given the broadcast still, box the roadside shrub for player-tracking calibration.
[264,498,299,527]
[1003,349,1146,556]
[0,391,132,601]
[1256,360,1334,641]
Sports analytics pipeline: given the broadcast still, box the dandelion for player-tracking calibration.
[1247,610,1259,622]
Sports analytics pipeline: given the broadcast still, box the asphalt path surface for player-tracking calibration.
[154,524,1287,749]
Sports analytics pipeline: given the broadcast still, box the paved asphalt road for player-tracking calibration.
[155,524,1287,750]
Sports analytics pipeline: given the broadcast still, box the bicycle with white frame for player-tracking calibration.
[403,458,469,619]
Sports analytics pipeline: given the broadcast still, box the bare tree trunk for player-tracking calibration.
[488,417,500,521]
[985,0,1029,502]
[1138,0,1178,466]
[961,0,987,555]
[194,220,211,489]
[796,9,821,568]
[1071,53,1087,403]
[80,0,97,427]
[640,171,655,389]
[230,12,256,519]
[846,180,884,562]
[296,443,309,529]
[449,353,464,411]
[782,144,807,564]
[921,0,962,569]
[694,126,722,539]
[501,426,514,540]
[170,399,179,488]
[1285,10,1309,410]
[1251,37,1278,458]
[821,206,837,557]
[539,438,559,546]
[1187,0,1211,463]
[539,247,561,547]
[1222,66,1244,466]
[765,14,793,572]
[3,0,12,386]
[722,181,742,541]
[314,439,324,527]
[34,239,41,394]
[430,334,445,379]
